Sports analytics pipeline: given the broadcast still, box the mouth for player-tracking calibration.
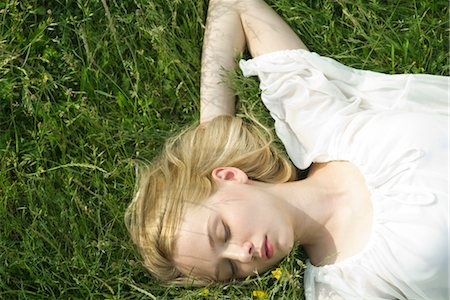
[263,235,274,259]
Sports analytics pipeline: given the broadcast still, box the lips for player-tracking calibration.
[262,235,274,259]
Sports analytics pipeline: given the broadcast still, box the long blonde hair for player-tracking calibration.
[124,115,296,283]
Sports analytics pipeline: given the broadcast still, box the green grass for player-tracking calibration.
[0,0,448,299]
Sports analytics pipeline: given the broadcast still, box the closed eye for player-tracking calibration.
[229,260,237,279]
[222,222,237,278]
[222,221,230,242]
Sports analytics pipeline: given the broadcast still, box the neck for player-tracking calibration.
[291,176,345,247]
[249,172,345,248]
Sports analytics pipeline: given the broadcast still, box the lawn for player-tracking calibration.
[0,0,448,299]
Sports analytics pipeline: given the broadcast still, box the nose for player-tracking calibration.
[222,241,255,263]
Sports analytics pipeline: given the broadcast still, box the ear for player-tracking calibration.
[211,167,248,183]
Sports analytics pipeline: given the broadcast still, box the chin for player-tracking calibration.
[279,237,294,256]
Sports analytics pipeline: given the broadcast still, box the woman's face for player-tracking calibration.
[173,170,295,282]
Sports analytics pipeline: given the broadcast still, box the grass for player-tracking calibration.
[0,0,448,299]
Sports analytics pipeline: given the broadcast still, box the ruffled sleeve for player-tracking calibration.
[239,49,448,169]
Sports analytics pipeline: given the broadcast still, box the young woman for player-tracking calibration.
[125,0,449,299]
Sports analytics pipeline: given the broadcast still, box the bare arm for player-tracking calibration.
[200,0,308,123]
[200,0,245,123]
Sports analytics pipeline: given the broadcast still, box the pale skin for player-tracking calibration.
[174,0,373,281]
[200,0,307,123]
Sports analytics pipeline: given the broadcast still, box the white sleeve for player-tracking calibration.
[239,49,448,169]
[240,50,360,169]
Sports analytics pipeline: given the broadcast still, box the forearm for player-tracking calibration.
[200,0,308,123]
[200,0,245,123]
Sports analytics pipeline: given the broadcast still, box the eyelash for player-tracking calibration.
[222,221,230,242]
[230,261,237,278]
[222,221,237,278]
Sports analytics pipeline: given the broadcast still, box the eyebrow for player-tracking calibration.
[207,216,221,281]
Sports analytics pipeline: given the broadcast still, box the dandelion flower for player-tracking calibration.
[271,268,282,280]
[252,290,269,299]
[200,288,209,296]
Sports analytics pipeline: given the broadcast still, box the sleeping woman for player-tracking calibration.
[125,0,449,299]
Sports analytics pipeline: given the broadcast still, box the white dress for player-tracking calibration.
[240,49,449,300]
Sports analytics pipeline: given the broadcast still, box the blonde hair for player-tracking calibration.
[124,115,296,283]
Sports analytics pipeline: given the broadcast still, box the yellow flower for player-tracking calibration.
[252,290,269,299]
[200,288,209,296]
[271,267,282,280]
